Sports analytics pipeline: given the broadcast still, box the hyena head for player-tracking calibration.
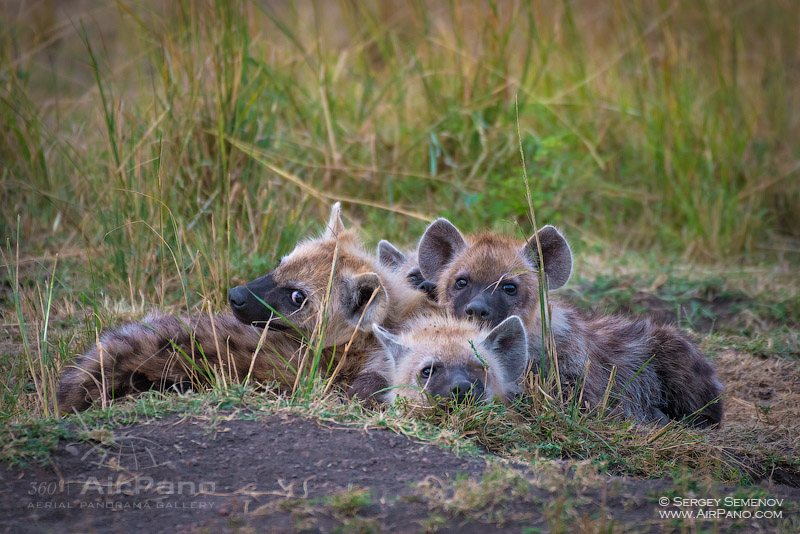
[417,219,572,329]
[373,315,529,407]
[377,240,437,300]
[228,203,394,346]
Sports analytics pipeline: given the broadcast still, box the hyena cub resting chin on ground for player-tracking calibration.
[57,203,432,414]
[365,314,529,408]
[417,219,724,428]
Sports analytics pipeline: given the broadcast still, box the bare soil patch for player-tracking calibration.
[2,413,799,533]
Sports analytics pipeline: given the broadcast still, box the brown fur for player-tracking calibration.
[368,314,529,408]
[57,204,433,413]
[56,313,309,412]
[417,219,723,427]
[377,239,437,300]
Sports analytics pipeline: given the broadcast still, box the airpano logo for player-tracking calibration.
[78,476,216,496]
[25,432,218,511]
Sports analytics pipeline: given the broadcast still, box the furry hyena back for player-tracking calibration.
[370,314,529,407]
[56,313,300,412]
[417,219,723,427]
[57,203,432,413]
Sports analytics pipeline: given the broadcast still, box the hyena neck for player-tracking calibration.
[524,298,579,361]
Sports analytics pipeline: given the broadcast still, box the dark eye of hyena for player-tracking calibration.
[406,270,422,285]
[502,282,517,295]
[290,290,306,306]
[420,364,437,380]
[455,278,468,289]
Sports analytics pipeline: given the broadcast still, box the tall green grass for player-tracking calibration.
[3,2,799,289]
[1,1,799,417]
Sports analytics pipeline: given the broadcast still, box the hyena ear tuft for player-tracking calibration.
[377,240,406,270]
[418,218,468,282]
[343,272,389,331]
[372,324,406,365]
[324,202,345,238]
[481,315,529,384]
[521,225,573,289]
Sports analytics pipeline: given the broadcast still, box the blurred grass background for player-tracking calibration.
[2,1,800,477]
[2,0,799,310]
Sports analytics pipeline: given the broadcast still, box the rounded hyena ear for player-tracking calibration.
[323,202,345,238]
[520,225,572,289]
[480,315,529,385]
[377,240,407,270]
[372,324,407,366]
[343,272,389,331]
[418,218,468,283]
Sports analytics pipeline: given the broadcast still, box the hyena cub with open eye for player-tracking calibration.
[369,314,529,408]
[417,219,723,428]
[57,203,431,413]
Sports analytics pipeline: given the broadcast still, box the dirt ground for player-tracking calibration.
[2,412,799,533]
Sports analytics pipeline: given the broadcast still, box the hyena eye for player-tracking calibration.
[420,365,437,380]
[407,272,422,284]
[290,290,306,306]
[455,278,468,289]
[502,283,517,295]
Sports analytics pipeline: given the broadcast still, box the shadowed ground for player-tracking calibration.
[3,413,800,533]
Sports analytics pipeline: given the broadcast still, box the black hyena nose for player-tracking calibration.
[465,301,490,320]
[449,381,483,403]
[418,280,436,298]
[228,286,249,309]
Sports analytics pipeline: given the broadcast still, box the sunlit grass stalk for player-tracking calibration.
[5,221,33,416]
[516,95,562,400]
[36,254,58,416]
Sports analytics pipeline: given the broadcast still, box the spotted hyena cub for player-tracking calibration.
[369,314,529,408]
[57,204,431,413]
[417,219,724,427]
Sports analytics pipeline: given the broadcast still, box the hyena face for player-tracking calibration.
[377,240,437,300]
[373,315,529,407]
[417,219,572,328]
[228,204,391,346]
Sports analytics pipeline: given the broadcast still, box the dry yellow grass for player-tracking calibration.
[716,350,800,453]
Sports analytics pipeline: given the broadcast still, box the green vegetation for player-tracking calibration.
[3,2,799,302]
[1,3,799,529]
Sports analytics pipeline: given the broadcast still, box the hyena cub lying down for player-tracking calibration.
[366,314,529,407]
[416,219,724,428]
[57,204,432,413]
